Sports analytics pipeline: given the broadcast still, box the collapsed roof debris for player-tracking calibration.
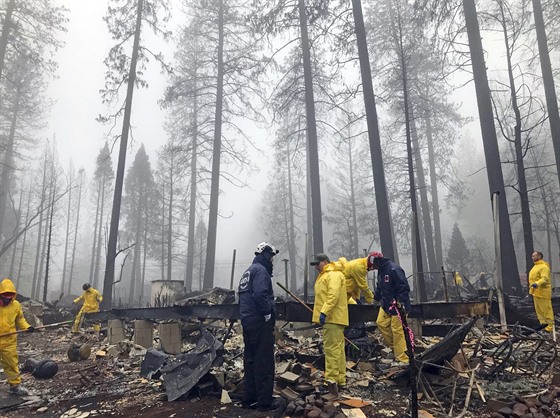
[161,327,223,401]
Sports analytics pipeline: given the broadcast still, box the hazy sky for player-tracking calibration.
[46,1,270,288]
[42,1,512,291]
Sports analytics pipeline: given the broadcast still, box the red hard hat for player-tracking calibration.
[367,251,384,270]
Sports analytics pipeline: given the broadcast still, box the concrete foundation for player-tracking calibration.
[159,321,182,354]
[134,320,154,348]
[108,319,125,343]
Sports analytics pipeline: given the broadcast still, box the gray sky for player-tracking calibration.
[43,1,522,292]
[46,1,270,288]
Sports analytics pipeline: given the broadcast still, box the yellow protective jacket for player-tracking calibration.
[0,278,30,347]
[74,288,103,312]
[529,260,551,299]
[338,257,374,304]
[454,272,463,287]
[312,262,348,326]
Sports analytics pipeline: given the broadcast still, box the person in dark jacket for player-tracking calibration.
[238,242,280,411]
[369,251,412,364]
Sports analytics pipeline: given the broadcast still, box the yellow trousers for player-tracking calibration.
[0,344,21,385]
[323,323,346,386]
[533,297,554,332]
[376,308,409,363]
[73,308,100,333]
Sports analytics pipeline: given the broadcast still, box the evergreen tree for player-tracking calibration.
[122,145,157,306]
[100,0,170,308]
[446,223,470,274]
[89,143,114,290]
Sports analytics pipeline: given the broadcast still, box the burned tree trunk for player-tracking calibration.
[203,0,225,290]
[93,172,107,289]
[424,112,443,269]
[462,0,521,294]
[43,181,56,303]
[185,84,198,292]
[167,156,173,281]
[0,84,21,243]
[298,0,324,256]
[0,0,15,79]
[102,0,144,308]
[89,177,101,284]
[351,0,397,260]
[68,169,84,294]
[532,0,560,188]
[15,189,31,289]
[347,133,359,258]
[410,105,437,276]
[499,1,534,278]
[31,155,49,300]
[8,182,24,279]
[286,139,298,291]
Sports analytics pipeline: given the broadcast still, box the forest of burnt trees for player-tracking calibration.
[0,0,559,307]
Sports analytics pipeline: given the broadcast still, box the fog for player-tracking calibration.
[1,0,558,305]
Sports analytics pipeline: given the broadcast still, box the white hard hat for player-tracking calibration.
[255,241,279,256]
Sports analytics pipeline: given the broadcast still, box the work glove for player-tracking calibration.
[26,326,35,333]
[392,300,408,314]
[264,314,272,322]
[319,313,327,325]
[531,283,538,289]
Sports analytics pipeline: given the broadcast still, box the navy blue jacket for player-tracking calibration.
[373,258,411,315]
[238,255,276,327]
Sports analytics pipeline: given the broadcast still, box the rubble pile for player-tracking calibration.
[486,388,560,418]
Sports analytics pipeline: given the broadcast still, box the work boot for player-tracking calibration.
[9,385,29,396]
[327,380,339,398]
[241,400,257,409]
[257,397,286,413]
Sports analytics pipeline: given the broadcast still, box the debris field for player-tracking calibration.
[0,292,559,418]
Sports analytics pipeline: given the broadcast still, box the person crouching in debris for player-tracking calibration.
[238,242,284,412]
[369,252,412,364]
[311,253,348,392]
[529,251,555,332]
[0,278,34,395]
[72,283,102,334]
[337,255,374,305]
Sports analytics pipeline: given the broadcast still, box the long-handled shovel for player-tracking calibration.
[276,281,360,351]
[0,320,74,338]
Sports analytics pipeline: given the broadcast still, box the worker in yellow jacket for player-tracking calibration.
[454,272,463,287]
[529,252,554,332]
[311,254,348,390]
[0,278,33,395]
[73,283,102,334]
[337,257,374,305]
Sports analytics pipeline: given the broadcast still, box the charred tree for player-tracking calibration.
[60,165,74,293]
[351,0,397,260]
[463,0,521,294]
[42,178,56,303]
[203,0,224,290]
[424,111,444,269]
[495,0,535,277]
[532,0,560,188]
[31,151,49,300]
[396,19,427,301]
[15,188,31,289]
[68,169,84,294]
[102,0,145,308]
[409,106,438,275]
[298,0,324,256]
